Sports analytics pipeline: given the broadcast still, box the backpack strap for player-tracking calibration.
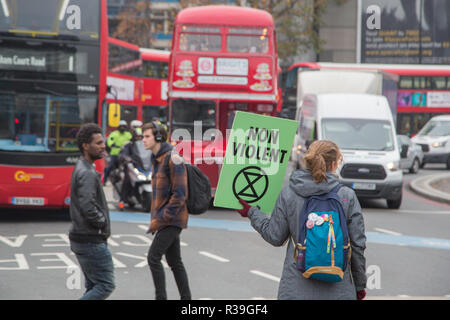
[162,150,184,192]
[330,183,344,195]
[163,151,171,178]
[162,152,173,195]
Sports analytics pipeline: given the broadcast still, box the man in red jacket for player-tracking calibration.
[142,121,191,300]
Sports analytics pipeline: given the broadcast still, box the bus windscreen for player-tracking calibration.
[0,0,100,40]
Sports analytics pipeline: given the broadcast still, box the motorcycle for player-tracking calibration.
[110,140,152,211]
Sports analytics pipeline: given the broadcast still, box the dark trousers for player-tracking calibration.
[103,155,118,184]
[147,226,191,300]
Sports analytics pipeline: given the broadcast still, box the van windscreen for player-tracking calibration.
[321,118,395,151]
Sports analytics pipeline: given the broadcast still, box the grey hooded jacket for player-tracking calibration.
[248,169,367,300]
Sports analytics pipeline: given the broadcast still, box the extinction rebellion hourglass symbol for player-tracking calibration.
[232,166,269,203]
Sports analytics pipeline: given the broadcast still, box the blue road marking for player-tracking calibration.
[110,211,450,251]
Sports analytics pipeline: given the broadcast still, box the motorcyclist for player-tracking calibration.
[130,120,143,130]
[117,126,151,210]
[103,120,132,185]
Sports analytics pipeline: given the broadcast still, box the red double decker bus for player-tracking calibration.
[0,0,109,209]
[140,48,170,124]
[105,37,143,135]
[168,5,279,192]
[281,62,450,137]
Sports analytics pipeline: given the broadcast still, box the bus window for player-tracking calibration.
[107,105,137,133]
[108,43,142,76]
[0,0,100,41]
[179,33,221,52]
[285,67,298,89]
[431,77,447,89]
[0,94,96,152]
[143,60,168,79]
[172,99,216,137]
[143,105,167,123]
[397,114,412,136]
[399,76,413,89]
[227,35,268,53]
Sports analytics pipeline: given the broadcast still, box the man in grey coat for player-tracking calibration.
[238,140,367,300]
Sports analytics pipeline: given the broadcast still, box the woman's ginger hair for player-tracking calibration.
[304,140,343,184]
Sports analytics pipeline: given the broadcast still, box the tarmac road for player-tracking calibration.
[0,163,449,300]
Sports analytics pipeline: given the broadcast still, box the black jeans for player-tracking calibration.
[147,226,191,300]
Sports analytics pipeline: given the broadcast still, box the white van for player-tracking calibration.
[293,93,403,209]
[411,115,450,169]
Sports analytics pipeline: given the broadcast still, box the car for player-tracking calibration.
[411,115,450,169]
[397,134,424,174]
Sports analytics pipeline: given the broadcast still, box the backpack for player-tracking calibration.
[293,184,351,282]
[163,153,211,215]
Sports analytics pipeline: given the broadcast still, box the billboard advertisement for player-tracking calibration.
[359,0,450,64]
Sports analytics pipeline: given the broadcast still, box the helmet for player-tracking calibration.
[130,120,142,128]
[119,120,127,127]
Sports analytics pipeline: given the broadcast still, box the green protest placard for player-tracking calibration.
[214,112,298,213]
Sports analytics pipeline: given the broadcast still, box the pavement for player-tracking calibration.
[409,173,450,204]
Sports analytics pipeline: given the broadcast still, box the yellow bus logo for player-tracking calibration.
[14,170,44,182]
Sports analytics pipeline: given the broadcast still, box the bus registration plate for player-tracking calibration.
[352,183,376,190]
[11,197,45,206]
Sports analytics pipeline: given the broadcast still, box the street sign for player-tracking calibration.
[214,111,298,213]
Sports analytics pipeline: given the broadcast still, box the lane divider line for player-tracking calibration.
[250,270,280,282]
[199,251,230,263]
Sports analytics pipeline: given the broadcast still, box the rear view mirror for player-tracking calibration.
[108,103,121,127]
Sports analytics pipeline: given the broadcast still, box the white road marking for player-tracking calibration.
[250,270,280,282]
[374,228,402,236]
[199,251,230,263]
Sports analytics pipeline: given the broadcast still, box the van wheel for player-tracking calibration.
[409,158,420,174]
[387,195,402,209]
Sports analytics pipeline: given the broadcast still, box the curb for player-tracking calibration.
[409,174,450,204]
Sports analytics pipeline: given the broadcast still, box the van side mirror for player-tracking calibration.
[400,144,409,159]
[108,103,121,127]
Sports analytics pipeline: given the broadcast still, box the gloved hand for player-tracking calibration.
[357,290,366,300]
[237,199,251,218]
